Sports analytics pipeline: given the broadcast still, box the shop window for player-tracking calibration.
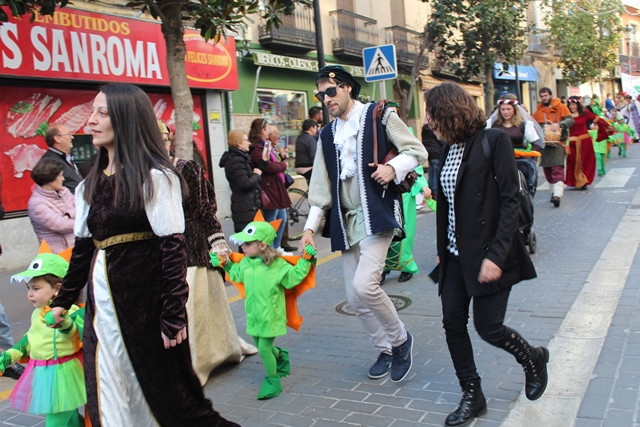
[257,89,308,148]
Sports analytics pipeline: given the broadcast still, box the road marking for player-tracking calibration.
[594,167,635,188]
[502,181,640,426]
[0,389,11,400]
[227,251,342,303]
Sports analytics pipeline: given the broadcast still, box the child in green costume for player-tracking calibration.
[1,241,85,427]
[210,211,316,400]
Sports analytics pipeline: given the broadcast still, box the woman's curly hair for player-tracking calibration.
[424,83,486,144]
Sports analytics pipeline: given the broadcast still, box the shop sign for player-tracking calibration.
[0,8,238,90]
[252,52,364,77]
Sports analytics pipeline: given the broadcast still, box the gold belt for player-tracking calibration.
[93,231,156,249]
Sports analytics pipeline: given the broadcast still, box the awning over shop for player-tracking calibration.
[419,72,484,98]
[493,63,538,82]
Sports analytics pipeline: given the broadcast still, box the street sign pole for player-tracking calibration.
[379,81,386,100]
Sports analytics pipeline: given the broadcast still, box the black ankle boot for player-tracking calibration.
[445,378,487,426]
[501,331,549,401]
[523,346,549,400]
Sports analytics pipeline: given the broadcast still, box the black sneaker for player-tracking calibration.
[3,362,25,380]
[391,332,413,382]
[368,353,393,379]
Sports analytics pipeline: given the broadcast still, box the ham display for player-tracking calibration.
[54,101,93,133]
[4,143,46,178]
[4,93,62,138]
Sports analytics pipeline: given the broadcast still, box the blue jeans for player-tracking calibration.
[263,208,287,249]
[0,299,14,350]
[428,159,441,198]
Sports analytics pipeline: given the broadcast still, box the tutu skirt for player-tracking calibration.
[10,351,86,415]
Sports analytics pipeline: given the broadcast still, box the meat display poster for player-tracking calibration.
[0,86,205,214]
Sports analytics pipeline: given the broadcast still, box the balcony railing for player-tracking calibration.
[329,9,378,61]
[258,4,316,53]
[384,26,428,72]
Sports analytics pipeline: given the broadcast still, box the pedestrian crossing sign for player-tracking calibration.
[362,44,397,82]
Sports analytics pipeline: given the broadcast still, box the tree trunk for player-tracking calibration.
[484,62,495,115]
[160,3,194,160]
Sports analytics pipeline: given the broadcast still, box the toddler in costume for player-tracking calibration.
[1,241,85,426]
[210,211,316,400]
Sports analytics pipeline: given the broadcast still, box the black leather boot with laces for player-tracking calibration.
[501,331,550,401]
[445,378,487,426]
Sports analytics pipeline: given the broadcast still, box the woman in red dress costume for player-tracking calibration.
[565,96,606,189]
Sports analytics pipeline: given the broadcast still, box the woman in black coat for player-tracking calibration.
[426,83,548,427]
[219,130,263,232]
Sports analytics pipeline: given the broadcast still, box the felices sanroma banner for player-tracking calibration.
[0,7,238,90]
[0,86,206,213]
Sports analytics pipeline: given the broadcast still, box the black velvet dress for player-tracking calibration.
[54,169,237,426]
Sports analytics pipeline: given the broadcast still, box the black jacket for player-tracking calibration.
[219,147,262,232]
[436,128,536,296]
[40,148,83,194]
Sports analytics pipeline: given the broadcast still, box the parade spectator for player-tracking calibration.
[309,106,323,141]
[41,124,83,194]
[426,82,547,426]
[28,158,76,253]
[249,119,292,256]
[421,118,445,199]
[50,83,238,426]
[220,131,263,233]
[294,119,319,184]
[267,125,296,253]
[308,106,323,127]
[162,122,257,385]
[532,87,574,207]
[300,65,427,382]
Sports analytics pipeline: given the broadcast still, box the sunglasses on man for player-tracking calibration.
[315,83,346,102]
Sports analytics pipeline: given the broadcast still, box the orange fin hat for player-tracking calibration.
[11,240,71,284]
[229,210,282,246]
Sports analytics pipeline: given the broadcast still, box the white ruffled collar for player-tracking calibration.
[334,101,364,180]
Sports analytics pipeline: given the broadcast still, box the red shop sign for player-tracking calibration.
[0,7,238,90]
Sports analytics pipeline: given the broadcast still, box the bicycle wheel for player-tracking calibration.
[287,187,309,240]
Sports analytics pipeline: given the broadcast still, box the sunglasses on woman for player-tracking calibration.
[315,83,346,102]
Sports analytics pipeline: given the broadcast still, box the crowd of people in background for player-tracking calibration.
[1,73,636,425]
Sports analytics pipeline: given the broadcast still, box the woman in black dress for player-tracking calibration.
[50,83,237,426]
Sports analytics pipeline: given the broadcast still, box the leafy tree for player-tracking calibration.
[542,0,622,88]
[0,0,308,159]
[425,0,529,112]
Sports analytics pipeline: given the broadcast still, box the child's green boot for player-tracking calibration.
[257,375,282,400]
[276,347,290,378]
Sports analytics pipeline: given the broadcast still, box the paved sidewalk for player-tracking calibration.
[1,150,640,426]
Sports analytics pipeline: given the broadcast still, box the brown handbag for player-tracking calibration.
[372,100,418,194]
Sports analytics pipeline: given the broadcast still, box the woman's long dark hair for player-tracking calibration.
[425,82,486,144]
[82,83,186,211]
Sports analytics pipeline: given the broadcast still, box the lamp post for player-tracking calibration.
[626,25,633,75]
